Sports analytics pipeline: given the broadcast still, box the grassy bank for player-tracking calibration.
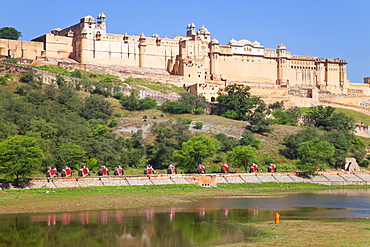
[222,218,370,247]
[1,183,370,215]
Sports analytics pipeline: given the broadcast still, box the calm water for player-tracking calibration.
[1,189,370,247]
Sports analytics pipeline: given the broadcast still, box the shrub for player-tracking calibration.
[194,107,204,115]
[71,70,83,79]
[195,122,204,129]
[0,76,8,85]
[114,112,122,118]
[3,58,18,64]
[161,101,187,114]
[359,159,370,168]
[113,92,124,100]
[108,119,118,128]
[14,84,31,96]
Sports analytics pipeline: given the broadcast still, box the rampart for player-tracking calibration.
[58,62,185,85]
[1,172,370,190]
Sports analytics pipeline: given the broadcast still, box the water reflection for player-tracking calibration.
[7,207,263,247]
[1,190,370,247]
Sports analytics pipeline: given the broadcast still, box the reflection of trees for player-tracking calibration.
[0,209,269,247]
[0,217,44,246]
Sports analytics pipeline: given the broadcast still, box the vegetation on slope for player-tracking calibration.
[0,67,369,181]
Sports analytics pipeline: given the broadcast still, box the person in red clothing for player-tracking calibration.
[78,166,90,177]
[114,165,124,175]
[145,165,154,175]
[98,166,109,176]
[221,163,229,173]
[249,163,258,173]
[46,167,57,177]
[268,163,276,172]
[167,164,176,174]
[197,164,206,174]
[62,166,72,177]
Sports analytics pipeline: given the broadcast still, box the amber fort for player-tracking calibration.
[1,13,370,107]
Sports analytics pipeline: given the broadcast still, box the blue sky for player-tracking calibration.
[2,0,369,83]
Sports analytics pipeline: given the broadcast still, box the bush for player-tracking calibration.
[139,98,157,110]
[71,70,83,79]
[113,92,124,100]
[3,58,18,64]
[108,119,118,128]
[14,84,31,96]
[0,75,8,85]
[178,117,192,124]
[114,112,122,118]
[359,159,370,168]
[161,101,187,114]
[195,122,204,129]
[194,107,204,115]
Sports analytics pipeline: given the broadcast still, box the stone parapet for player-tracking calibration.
[1,172,370,190]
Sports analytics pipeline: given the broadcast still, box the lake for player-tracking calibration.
[1,189,369,247]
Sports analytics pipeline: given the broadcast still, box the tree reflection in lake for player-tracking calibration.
[2,190,370,247]
[0,208,267,247]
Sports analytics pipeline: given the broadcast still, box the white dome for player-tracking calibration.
[228,38,237,45]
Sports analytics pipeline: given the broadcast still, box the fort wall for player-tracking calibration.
[1,13,354,96]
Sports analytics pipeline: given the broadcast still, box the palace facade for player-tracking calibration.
[0,13,352,95]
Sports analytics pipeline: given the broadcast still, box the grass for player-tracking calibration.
[335,108,370,125]
[228,218,370,247]
[300,107,370,125]
[124,78,185,94]
[23,65,122,84]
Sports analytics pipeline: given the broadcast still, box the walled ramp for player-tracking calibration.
[23,174,216,189]
[217,172,370,186]
[1,172,370,190]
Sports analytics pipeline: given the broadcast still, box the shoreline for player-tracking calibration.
[1,183,370,215]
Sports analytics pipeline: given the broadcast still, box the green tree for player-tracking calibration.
[249,111,274,134]
[0,135,44,181]
[119,130,146,168]
[139,97,157,110]
[212,133,239,152]
[296,138,335,174]
[20,71,42,89]
[25,117,58,139]
[215,84,263,121]
[272,107,301,125]
[268,101,284,111]
[173,135,220,171]
[350,137,366,164]
[0,27,22,40]
[161,100,188,114]
[56,143,86,170]
[148,119,192,168]
[322,130,352,167]
[80,94,112,120]
[227,145,258,171]
[239,130,261,149]
[304,106,355,131]
[282,127,320,159]
[120,90,140,110]
[179,92,209,113]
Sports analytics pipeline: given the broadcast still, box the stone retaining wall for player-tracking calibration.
[1,172,370,190]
